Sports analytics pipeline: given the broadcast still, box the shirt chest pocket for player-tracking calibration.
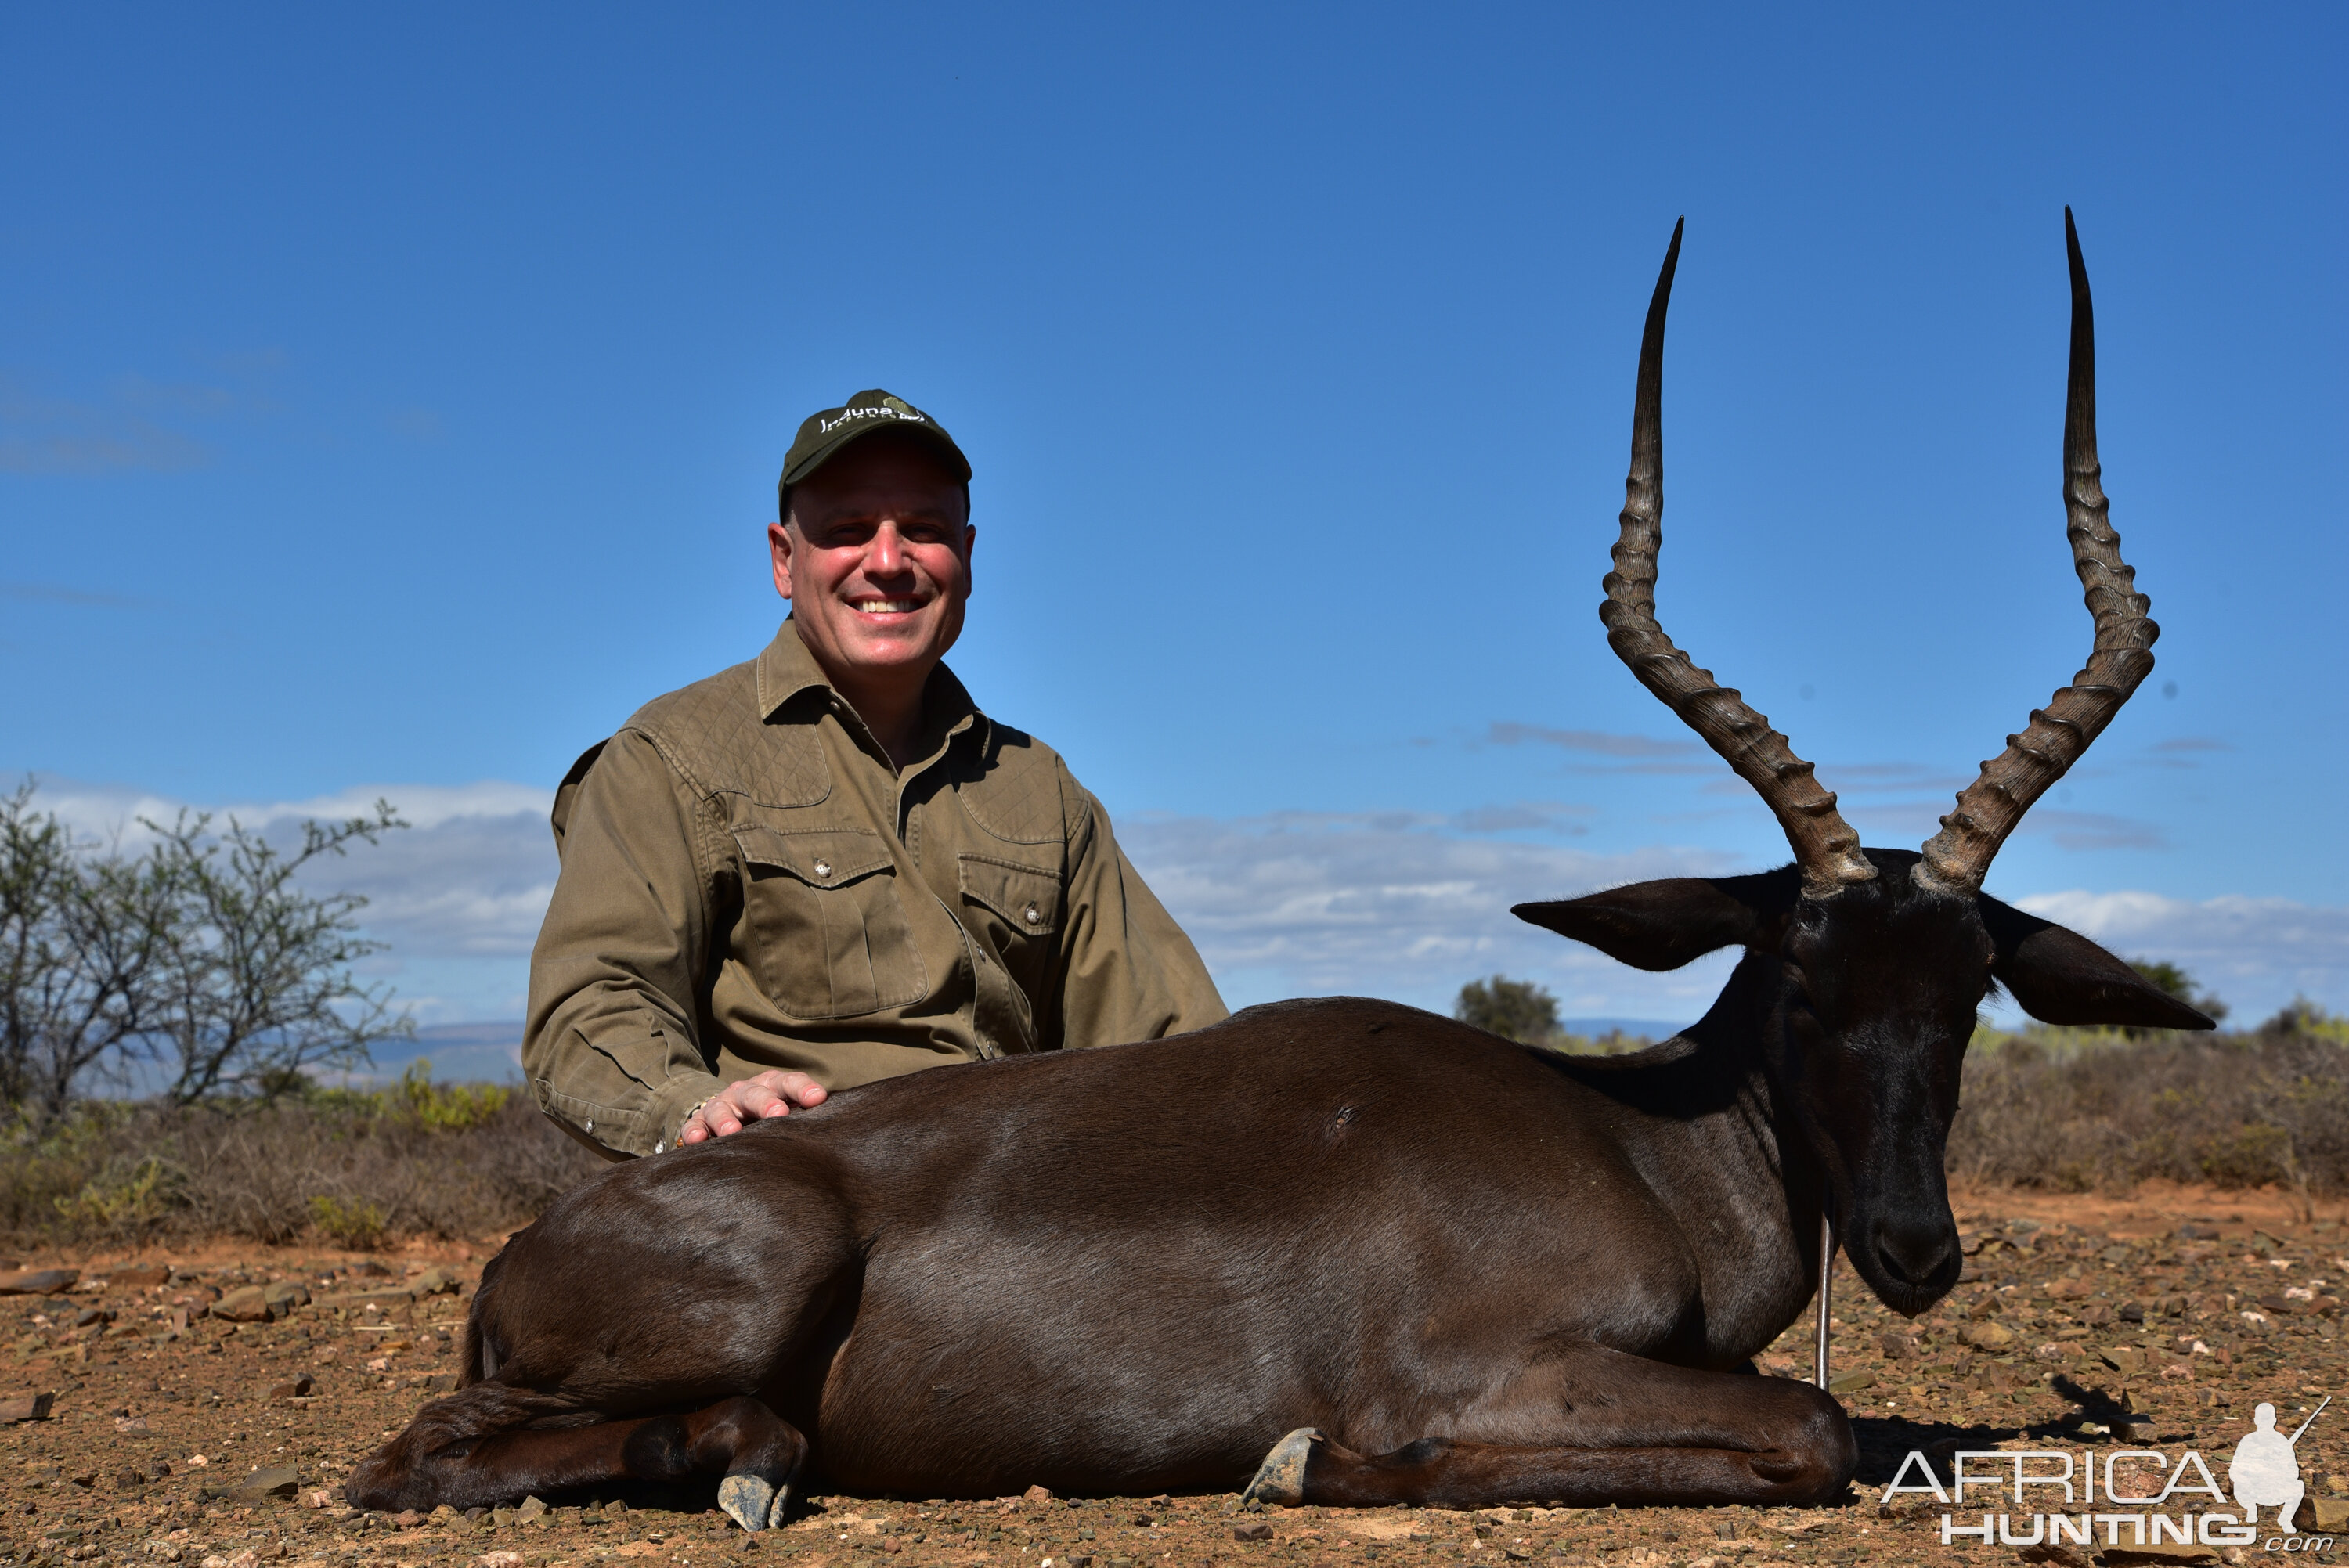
[958,853,1063,989]
[730,815,926,1020]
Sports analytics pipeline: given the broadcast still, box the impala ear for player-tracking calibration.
[1514,869,1799,972]
[1978,896,2217,1030]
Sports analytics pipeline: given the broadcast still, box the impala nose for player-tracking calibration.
[1874,1219,1958,1289]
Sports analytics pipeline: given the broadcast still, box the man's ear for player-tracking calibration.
[1514,869,1799,973]
[770,521,797,600]
[1978,896,2216,1030]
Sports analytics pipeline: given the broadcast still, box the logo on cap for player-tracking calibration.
[818,397,929,436]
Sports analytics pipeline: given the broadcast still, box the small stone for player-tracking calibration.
[2013,1545,2091,1567]
[431,1505,462,1523]
[110,1264,170,1289]
[232,1465,300,1501]
[2308,1498,2349,1531]
[0,1392,56,1422]
[1233,1524,1272,1543]
[2098,1543,2214,1564]
[514,1496,550,1522]
[1958,1321,2015,1349]
[301,1489,335,1509]
[413,1267,459,1296]
[0,1269,79,1296]
[394,1511,423,1530]
[478,1554,523,1568]
[214,1286,272,1324]
[1825,1370,1875,1394]
[1023,1484,1052,1504]
[267,1375,315,1402]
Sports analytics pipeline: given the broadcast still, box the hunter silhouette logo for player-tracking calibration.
[2232,1397,2326,1526]
[1881,1388,2335,1552]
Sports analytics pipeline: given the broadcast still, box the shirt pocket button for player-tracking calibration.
[814,860,832,878]
[1023,903,1042,925]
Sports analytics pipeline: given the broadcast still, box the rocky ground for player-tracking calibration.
[2,1184,2343,1568]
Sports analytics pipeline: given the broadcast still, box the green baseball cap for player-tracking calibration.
[778,390,972,510]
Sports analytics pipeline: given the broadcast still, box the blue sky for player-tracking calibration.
[4,5,2343,1037]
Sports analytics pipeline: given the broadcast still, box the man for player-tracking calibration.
[525,390,1228,1159]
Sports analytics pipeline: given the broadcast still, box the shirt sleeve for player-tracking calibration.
[524,727,727,1157]
[1051,780,1229,1050]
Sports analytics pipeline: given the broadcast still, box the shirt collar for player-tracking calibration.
[755,619,983,744]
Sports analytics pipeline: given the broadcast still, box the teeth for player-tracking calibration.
[853,600,924,614]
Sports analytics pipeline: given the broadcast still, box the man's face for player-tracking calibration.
[769,432,974,691]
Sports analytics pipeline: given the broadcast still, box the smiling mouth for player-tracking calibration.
[850,599,927,615]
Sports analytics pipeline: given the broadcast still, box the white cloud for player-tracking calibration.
[16,774,2341,1033]
[1118,809,1745,1019]
[18,775,550,839]
[1485,721,1699,759]
[0,377,213,473]
[9,777,556,1021]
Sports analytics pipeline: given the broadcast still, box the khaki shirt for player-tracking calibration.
[524,624,1228,1157]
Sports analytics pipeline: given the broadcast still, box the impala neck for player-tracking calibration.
[1558,953,1834,1365]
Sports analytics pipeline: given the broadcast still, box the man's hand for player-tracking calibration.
[679,1070,828,1144]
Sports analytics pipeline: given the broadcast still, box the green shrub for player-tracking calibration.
[386,1059,512,1131]
[307,1194,388,1250]
[52,1154,177,1238]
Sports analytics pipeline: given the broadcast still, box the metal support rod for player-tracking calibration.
[1813,1209,1836,1390]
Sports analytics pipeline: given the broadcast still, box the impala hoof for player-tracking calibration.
[718,1473,791,1533]
[1241,1427,1322,1508]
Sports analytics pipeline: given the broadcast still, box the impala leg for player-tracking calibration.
[348,1387,806,1530]
[1249,1346,1854,1509]
[1250,1426,1846,1509]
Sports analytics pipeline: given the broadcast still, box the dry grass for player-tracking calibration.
[1947,1008,2349,1209]
[0,1088,602,1251]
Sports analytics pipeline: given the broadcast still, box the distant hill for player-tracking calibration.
[356,1020,525,1085]
[1561,1018,1687,1043]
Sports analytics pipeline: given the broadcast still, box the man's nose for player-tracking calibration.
[865,521,910,576]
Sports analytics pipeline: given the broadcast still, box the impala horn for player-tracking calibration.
[1914,208,2160,899]
[1602,219,1875,899]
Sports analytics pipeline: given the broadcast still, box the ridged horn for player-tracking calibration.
[1914,208,2160,899]
[1600,219,1876,899]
